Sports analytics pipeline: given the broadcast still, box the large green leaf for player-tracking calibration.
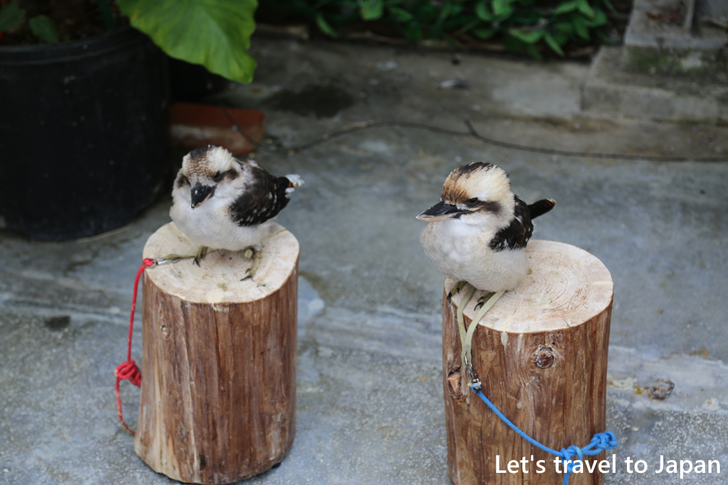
[117,0,257,84]
[29,15,58,43]
[0,1,25,32]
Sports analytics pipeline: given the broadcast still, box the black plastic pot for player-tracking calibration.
[0,27,170,241]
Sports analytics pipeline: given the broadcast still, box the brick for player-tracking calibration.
[170,102,265,155]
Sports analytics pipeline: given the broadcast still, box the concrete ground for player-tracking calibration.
[2,37,728,484]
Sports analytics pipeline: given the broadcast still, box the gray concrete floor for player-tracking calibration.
[2,37,728,484]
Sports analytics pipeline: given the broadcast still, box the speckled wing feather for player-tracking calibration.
[229,167,292,226]
[489,195,534,251]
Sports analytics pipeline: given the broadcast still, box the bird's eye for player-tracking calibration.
[466,197,480,207]
[212,171,224,182]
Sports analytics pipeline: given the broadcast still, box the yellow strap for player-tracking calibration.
[455,286,506,380]
[456,285,476,352]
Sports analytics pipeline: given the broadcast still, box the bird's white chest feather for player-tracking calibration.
[170,185,270,251]
[420,219,528,292]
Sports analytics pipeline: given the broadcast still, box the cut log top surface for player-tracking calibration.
[446,240,613,334]
[142,222,299,304]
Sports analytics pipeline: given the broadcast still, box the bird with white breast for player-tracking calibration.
[417,161,554,308]
[170,146,303,277]
[417,161,554,378]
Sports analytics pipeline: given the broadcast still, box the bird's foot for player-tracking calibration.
[448,280,468,302]
[241,246,263,281]
[193,246,212,266]
[471,291,505,325]
[474,292,495,311]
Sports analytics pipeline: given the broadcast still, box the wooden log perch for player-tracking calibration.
[135,222,299,485]
[443,240,614,485]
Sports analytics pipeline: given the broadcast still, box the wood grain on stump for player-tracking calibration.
[443,240,614,485]
[135,222,298,485]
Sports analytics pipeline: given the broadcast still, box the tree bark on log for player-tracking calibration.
[135,222,298,485]
[443,240,614,485]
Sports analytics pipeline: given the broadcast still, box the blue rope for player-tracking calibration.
[469,381,618,485]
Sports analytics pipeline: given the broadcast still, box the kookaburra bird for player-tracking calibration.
[417,162,554,296]
[170,146,303,274]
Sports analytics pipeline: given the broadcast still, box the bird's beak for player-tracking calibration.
[190,183,215,209]
[416,200,464,222]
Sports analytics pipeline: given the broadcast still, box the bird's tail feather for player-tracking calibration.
[284,174,304,194]
[528,199,555,219]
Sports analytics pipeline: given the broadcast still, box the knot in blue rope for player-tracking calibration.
[590,431,618,451]
[469,383,618,485]
[560,446,583,473]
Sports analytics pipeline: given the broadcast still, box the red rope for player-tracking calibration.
[114,258,155,434]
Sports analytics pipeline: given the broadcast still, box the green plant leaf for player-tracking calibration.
[492,0,513,18]
[388,6,413,22]
[553,0,580,14]
[360,0,383,21]
[572,14,590,39]
[587,8,607,26]
[315,12,338,37]
[29,15,58,43]
[0,1,25,32]
[117,0,257,84]
[544,31,564,55]
[472,27,496,39]
[577,0,595,18]
[475,1,493,21]
[509,28,544,44]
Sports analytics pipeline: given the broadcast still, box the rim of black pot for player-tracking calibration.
[0,26,146,64]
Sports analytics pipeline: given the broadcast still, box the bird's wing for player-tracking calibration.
[489,195,533,251]
[528,198,556,219]
[228,167,292,227]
